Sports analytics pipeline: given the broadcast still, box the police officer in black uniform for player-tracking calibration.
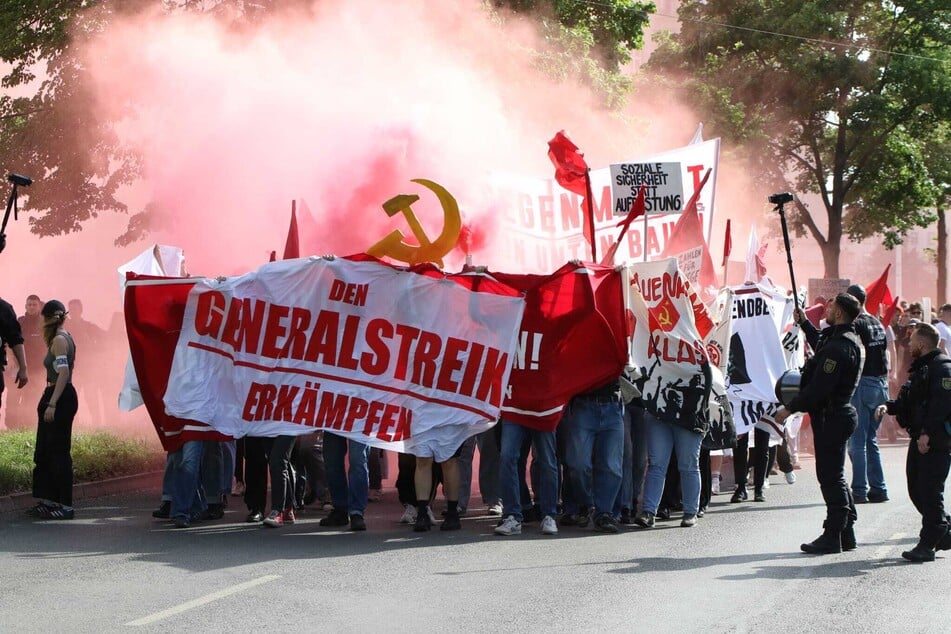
[778,293,864,554]
[876,322,951,562]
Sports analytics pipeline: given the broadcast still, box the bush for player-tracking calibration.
[0,430,165,497]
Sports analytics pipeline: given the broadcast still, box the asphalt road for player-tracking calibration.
[1,443,949,633]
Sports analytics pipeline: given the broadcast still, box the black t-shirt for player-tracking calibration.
[852,313,889,377]
[0,299,25,369]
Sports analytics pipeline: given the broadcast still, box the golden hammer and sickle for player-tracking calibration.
[657,306,672,328]
[365,179,462,267]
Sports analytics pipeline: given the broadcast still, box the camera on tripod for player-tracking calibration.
[769,192,794,206]
[7,173,32,187]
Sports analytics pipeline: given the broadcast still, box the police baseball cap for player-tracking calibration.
[41,299,67,318]
[845,284,867,306]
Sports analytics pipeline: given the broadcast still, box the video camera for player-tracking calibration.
[7,173,32,187]
[769,192,794,206]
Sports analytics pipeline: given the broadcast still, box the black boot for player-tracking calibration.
[319,508,350,527]
[841,524,857,551]
[730,487,748,503]
[902,543,936,562]
[801,526,842,554]
[937,527,951,552]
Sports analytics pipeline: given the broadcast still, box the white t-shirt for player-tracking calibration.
[935,321,951,353]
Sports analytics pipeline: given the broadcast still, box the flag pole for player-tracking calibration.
[642,210,649,263]
[584,168,597,262]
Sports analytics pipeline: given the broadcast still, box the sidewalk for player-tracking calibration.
[0,470,163,513]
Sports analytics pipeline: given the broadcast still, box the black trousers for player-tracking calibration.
[906,439,951,547]
[699,448,712,511]
[812,411,857,530]
[733,427,770,491]
[243,436,273,512]
[33,385,78,506]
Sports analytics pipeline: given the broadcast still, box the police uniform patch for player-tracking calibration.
[823,359,837,374]
[943,378,951,391]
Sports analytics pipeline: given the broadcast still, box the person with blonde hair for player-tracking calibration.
[28,300,79,520]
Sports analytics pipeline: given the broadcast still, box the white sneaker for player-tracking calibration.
[399,504,417,524]
[763,479,771,489]
[487,502,504,516]
[711,477,720,496]
[494,515,522,536]
[541,515,558,535]
[785,471,797,485]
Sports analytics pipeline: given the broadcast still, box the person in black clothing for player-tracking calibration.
[778,293,864,554]
[0,296,29,423]
[7,294,44,429]
[842,284,891,503]
[877,322,951,562]
[28,300,79,520]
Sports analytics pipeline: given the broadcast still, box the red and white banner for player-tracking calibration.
[131,257,526,460]
[627,258,731,437]
[493,263,628,431]
[492,138,720,271]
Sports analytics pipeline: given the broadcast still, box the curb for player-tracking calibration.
[0,470,164,513]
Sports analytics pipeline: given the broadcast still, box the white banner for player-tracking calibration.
[609,161,684,215]
[163,257,525,461]
[726,282,804,441]
[492,138,720,270]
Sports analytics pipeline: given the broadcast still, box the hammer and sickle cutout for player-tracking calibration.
[365,179,462,267]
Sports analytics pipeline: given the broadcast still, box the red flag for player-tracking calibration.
[601,184,646,265]
[722,219,732,267]
[865,264,893,316]
[882,295,900,327]
[660,168,717,290]
[548,131,596,260]
[283,203,300,260]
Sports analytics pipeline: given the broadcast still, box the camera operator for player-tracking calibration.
[876,322,951,562]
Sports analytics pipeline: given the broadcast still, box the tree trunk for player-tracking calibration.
[820,239,841,278]
[938,204,947,305]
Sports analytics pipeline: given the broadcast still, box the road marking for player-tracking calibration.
[125,574,281,626]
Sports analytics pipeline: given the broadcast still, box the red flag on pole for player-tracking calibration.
[882,295,900,327]
[660,169,717,290]
[548,131,596,261]
[722,219,732,267]
[283,202,300,260]
[865,264,893,317]
[600,184,646,265]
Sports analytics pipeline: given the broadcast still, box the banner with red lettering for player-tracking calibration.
[627,258,732,438]
[492,264,628,431]
[492,138,720,272]
[161,257,525,461]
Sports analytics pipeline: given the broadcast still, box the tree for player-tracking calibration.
[492,0,656,108]
[922,122,951,303]
[648,1,951,277]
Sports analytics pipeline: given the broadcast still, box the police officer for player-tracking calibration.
[876,322,951,562]
[778,293,864,554]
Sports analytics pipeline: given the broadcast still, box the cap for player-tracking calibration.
[834,293,861,321]
[41,299,67,318]
[845,284,866,306]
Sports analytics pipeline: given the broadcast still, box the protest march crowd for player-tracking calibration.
[3,134,949,564]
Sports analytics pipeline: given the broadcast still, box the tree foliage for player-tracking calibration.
[649,0,951,276]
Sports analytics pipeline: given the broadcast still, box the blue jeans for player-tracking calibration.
[499,421,558,521]
[642,412,703,516]
[614,408,634,517]
[563,396,624,515]
[849,375,889,497]
[324,433,370,516]
[631,404,648,511]
[161,453,174,502]
[171,440,207,520]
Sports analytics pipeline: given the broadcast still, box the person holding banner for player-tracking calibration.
[781,293,864,554]
[319,433,370,532]
[413,452,464,532]
[635,372,708,529]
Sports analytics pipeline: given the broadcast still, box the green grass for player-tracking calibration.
[0,430,165,497]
